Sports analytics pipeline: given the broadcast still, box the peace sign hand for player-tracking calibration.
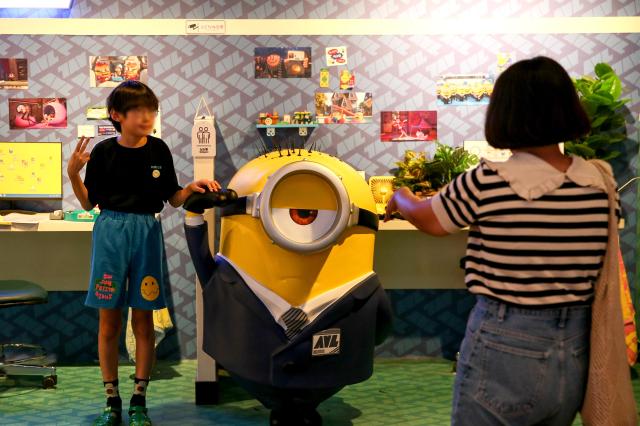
[67,136,92,177]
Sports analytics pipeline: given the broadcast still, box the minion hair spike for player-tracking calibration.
[253,140,263,157]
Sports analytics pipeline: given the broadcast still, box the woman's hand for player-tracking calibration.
[384,186,412,222]
[384,186,448,236]
[67,136,92,177]
[187,179,222,194]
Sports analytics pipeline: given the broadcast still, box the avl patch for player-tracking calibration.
[312,328,341,356]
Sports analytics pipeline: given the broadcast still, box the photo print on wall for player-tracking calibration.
[380,111,437,142]
[9,98,68,129]
[0,58,28,90]
[315,92,373,124]
[254,47,312,78]
[436,74,494,106]
[89,56,148,88]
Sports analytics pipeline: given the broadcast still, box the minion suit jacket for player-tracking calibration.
[184,222,393,389]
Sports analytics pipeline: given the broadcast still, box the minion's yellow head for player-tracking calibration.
[219,149,378,305]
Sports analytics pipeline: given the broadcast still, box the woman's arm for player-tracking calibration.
[384,187,449,236]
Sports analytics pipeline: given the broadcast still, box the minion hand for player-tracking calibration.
[183,188,239,214]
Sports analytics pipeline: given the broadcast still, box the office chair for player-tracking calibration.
[0,280,57,388]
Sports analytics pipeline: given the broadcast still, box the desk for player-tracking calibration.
[0,214,94,291]
[0,215,469,291]
[375,221,468,290]
[0,213,95,232]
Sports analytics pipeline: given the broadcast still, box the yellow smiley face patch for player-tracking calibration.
[140,275,160,301]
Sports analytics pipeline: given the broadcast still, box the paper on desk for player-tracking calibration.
[0,213,40,224]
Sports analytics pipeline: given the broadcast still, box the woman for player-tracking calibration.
[386,56,616,425]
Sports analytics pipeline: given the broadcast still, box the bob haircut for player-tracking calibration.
[106,81,159,132]
[485,56,590,149]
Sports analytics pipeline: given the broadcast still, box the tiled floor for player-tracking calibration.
[1,359,639,425]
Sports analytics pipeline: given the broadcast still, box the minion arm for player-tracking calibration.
[184,215,217,286]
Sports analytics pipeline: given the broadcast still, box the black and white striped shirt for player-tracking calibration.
[431,153,618,307]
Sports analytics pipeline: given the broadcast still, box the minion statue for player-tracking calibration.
[183,149,392,425]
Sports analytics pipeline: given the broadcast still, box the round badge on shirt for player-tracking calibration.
[152,169,161,178]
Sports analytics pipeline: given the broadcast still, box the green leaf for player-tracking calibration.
[580,98,598,116]
[583,135,610,150]
[594,63,614,78]
[585,92,614,105]
[608,74,622,99]
[608,116,626,129]
[574,80,592,97]
[570,143,597,159]
[601,150,621,161]
[596,78,613,96]
[607,133,627,143]
[590,115,608,128]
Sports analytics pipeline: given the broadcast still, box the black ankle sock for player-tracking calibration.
[107,397,122,411]
[103,379,122,411]
[130,394,146,408]
[130,377,149,408]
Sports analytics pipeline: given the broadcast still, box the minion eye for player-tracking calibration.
[289,209,318,225]
[271,208,338,244]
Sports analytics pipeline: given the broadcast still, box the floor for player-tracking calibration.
[1,359,639,425]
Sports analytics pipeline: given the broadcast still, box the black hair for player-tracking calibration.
[485,56,590,149]
[106,80,159,132]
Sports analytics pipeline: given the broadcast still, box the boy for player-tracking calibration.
[68,81,219,426]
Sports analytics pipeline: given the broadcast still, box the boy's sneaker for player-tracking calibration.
[128,406,152,426]
[93,406,122,426]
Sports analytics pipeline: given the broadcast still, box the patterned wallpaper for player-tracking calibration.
[0,2,639,362]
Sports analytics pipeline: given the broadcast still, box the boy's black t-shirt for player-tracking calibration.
[84,136,182,214]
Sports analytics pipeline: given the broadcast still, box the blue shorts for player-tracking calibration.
[85,209,167,310]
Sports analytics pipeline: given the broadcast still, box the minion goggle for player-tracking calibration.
[221,161,378,254]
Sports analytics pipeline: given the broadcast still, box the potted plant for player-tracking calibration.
[565,62,630,160]
[391,143,479,196]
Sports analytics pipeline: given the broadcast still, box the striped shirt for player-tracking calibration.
[431,152,618,307]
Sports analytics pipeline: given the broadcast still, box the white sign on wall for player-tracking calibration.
[192,97,215,158]
[185,20,226,35]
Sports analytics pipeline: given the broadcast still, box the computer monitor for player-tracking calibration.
[0,141,63,200]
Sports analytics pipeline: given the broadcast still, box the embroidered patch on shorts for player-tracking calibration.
[94,273,117,301]
[140,275,160,301]
[312,328,341,356]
